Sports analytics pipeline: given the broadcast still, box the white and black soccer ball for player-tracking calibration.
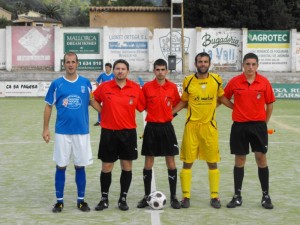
[146,191,167,210]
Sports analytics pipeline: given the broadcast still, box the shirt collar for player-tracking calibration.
[153,78,170,88]
[241,72,261,83]
[110,78,132,88]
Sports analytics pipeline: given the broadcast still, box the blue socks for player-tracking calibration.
[55,166,86,204]
[75,167,86,203]
[55,166,66,203]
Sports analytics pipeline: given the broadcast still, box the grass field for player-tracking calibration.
[0,98,300,225]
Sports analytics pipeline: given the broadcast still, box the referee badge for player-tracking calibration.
[257,93,261,99]
[129,98,133,105]
[202,85,206,89]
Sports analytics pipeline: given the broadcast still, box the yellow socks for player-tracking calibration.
[180,168,192,198]
[209,169,220,199]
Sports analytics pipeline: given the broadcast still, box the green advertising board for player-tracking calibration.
[248,30,290,44]
[272,83,300,99]
[64,33,99,54]
[61,59,103,71]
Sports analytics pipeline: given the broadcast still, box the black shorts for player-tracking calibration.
[98,128,138,162]
[141,122,179,156]
[230,121,268,155]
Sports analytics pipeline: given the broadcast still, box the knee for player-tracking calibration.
[56,165,67,170]
[74,165,84,169]
[207,162,218,170]
[183,162,193,169]
[256,157,267,167]
[235,156,246,167]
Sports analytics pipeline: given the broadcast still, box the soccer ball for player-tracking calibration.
[146,191,167,210]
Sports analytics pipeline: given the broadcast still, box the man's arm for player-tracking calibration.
[90,98,102,113]
[218,95,234,109]
[172,100,188,115]
[42,104,52,143]
[265,103,273,123]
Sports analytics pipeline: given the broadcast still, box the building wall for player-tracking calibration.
[0,8,12,20]
[90,11,179,28]
[32,22,63,27]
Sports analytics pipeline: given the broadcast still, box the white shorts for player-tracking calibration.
[53,134,93,167]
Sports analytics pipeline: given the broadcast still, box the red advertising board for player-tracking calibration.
[12,27,54,67]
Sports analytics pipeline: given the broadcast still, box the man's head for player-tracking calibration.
[113,59,130,81]
[63,52,78,64]
[195,52,211,64]
[242,53,259,76]
[104,62,112,74]
[153,59,168,82]
[113,59,129,70]
[194,52,211,75]
[243,52,259,64]
[63,52,78,76]
[154,58,168,70]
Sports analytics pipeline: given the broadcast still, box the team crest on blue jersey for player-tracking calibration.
[81,86,85,93]
[63,98,68,107]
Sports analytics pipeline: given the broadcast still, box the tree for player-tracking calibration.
[285,0,300,29]
[40,4,62,21]
[183,0,296,29]
[255,0,294,29]
[90,0,109,6]
[0,17,12,28]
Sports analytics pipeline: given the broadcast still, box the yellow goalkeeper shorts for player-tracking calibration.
[180,120,220,163]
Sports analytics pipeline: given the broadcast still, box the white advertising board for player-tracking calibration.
[153,28,196,72]
[103,27,148,71]
[296,32,300,71]
[197,28,242,71]
[0,29,6,69]
[0,82,50,97]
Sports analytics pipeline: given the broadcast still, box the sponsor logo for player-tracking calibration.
[63,95,82,109]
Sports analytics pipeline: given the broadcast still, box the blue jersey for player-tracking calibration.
[96,72,115,84]
[45,75,92,135]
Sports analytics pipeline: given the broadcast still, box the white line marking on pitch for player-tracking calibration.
[269,117,300,134]
[0,140,300,145]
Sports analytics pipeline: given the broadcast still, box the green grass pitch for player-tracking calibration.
[0,98,299,225]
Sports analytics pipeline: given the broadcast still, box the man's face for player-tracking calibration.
[243,58,258,76]
[113,63,129,81]
[195,56,210,75]
[153,65,168,81]
[64,54,78,76]
[105,65,112,74]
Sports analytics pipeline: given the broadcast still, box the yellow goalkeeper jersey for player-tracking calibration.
[181,73,224,123]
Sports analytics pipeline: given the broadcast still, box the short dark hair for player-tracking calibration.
[63,52,78,64]
[243,53,259,63]
[153,58,168,70]
[105,63,112,68]
[113,59,129,70]
[195,52,211,63]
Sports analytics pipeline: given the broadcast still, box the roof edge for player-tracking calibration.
[89,6,170,12]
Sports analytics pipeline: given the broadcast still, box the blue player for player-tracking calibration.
[94,62,115,126]
[42,52,101,213]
